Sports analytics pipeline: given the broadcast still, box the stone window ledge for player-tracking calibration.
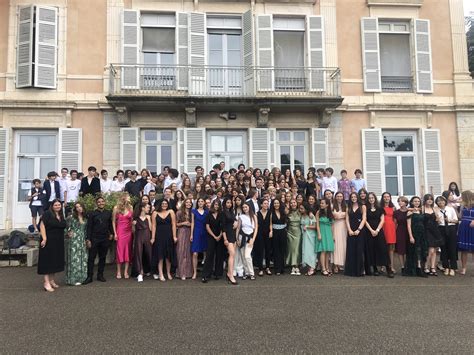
[367,0,423,6]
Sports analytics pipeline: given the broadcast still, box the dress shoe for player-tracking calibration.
[201,277,208,283]
[83,277,93,285]
[97,274,106,282]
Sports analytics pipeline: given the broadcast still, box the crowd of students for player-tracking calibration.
[34,163,474,292]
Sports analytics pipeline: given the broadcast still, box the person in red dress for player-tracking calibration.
[381,192,397,273]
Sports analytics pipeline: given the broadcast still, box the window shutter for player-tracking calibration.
[312,128,328,170]
[120,127,139,171]
[58,128,82,171]
[34,6,58,89]
[415,19,433,93]
[189,12,206,95]
[249,128,270,170]
[361,18,381,92]
[16,5,34,88]
[256,14,274,92]
[307,16,325,92]
[0,129,9,230]
[184,128,206,174]
[242,10,255,95]
[422,129,442,195]
[362,129,384,195]
[176,12,189,90]
[121,9,139,89]
[177,128,185,173]
[269,128,277,169]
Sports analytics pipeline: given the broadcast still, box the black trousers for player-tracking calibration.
[440,225,458,270]
[253,232,273,269]
[272,229,287,273]
[202,235,224,278]
[88,239,110,277]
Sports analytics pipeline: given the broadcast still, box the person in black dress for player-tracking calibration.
[365,193,394,278]
[271,199,287,275]
[202,200,224,282]
[222,197,238,285]
[423,194,444,276]
[38,199,66,292]
[133,202,153,283]
[254,199,273,276]
[344,193,366,277]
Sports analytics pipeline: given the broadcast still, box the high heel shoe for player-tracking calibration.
[43,284,54,292]
[226,275,238,285]
[50,281,59,289]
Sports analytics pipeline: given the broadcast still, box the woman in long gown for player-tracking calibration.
[405,196,428,277]
[38,199,66,292]
[316,198,335,276]
[458,190,474,275]
[255,199,273,276]
[65,202,88,286]
[175,198,193,280]
[286,199,302,275]
[112,193,134,279]
[423,194,444,276]
[344,193,366,277]
[132,202,152,283]
[394,196,409,274]
[332,192,347,273]
[300,203,316,275]
[151,199,177,281]
[381,192,397,273]
[191,198,208,280]
[222,197,238,285]
[271,199,287,275]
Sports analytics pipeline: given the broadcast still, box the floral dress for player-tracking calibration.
[65,216,88,285]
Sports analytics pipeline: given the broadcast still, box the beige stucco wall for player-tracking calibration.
[72,110,104,170]
[341,111,369,175]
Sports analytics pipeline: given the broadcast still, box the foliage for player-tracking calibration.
[70,192,139,213]
[467,15,474,77]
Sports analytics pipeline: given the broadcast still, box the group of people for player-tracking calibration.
[35,162,474,292]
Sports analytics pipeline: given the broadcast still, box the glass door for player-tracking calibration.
[208,132,246,170]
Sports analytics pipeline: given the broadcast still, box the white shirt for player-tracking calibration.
[321,176,338,193]
[143,182,156,196]
[239,214,255,235]
[66,179,81,202]
[110,179,125,192]
[100,178,112,194]
[246,198,260,213]
[57,176,69,202]
[47,180,56,202]
[28,188,43,206]
[437,206,458,226]
[164,176,182,190]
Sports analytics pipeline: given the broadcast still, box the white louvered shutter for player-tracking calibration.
[0,129,9,230]
[307,16,325,92]
[189,13,206,95]
[312,128,328,170]
[16,5,34,88]
[361,18,381,92]
[422,129,442,195]
[34,6,58,89]
[362,129,384,195]
[122,10,139,89]
[242,10,254,95]
[269,128,277,169]
[256,14,274,92]
[120,128,139,170]
[176,12,189,90]
[249,128,270,170]
[177,128,185,173]
[415,19,433,93]
[184,128,206,174]
[58,128,82,171]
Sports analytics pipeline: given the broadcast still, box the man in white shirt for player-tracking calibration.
[435,195,459,275]
[65,170,81,203]
[246,188,260,214]
[100,169,112,194]
[321,167,338,194]
[57,168,70,203]
[163,168,182,190]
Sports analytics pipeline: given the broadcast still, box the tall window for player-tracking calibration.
[207,15,242,94]
[383,132,417,196]
[141,13,176,89]
[379,21,412,92]
[278,131,307,174]
[142,130,176,173]
[273,17,305,90]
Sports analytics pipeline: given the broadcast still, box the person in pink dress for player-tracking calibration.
[112,193,134,279]
[381,192,397,273]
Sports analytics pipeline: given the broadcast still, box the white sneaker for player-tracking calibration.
[295,268,301,276]
[137,274,143,282]
[291,267,296,275]
[153,274,159,280]
[74,282,82,286]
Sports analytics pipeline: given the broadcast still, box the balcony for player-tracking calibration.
[381,76,413,93]
[106,64,342,112]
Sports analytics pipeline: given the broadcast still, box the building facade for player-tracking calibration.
[0,0,473,229]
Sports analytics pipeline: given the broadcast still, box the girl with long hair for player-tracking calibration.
[271,199,287,275]
[344,193,366,277]
[287,199,302,275]
[191,197,208,279]
[175,198,193,280]
[300,203,317,275]
[255,199,273,276]
[316,198,335,276]
[332,192,347,273]
[394,196,409,274]
[236,202,258,280]
[435,195,458,276]
[202,200,224,282]
[381,192,397,273]
[423,194,444,276]
[457,190,474,275]
[65,202,88,286]
[112,193,134,279]
[222,197,238,285]
[132,202,152,282]
[405,196,428,277]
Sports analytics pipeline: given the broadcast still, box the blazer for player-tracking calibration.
[80,176,101,196]
[42,180,61,204]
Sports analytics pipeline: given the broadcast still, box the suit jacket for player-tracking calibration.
[42,180,61,204]
[80,176,101,196]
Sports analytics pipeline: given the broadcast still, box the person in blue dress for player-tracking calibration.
[191,197,208,280]
[458,190,474,275]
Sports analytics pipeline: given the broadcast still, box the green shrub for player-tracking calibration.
[70,192,139,213]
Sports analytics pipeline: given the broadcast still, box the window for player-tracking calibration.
[141,13,176,90]
[379,20,412,92]
[16,5,58,89]
[273,17,305,91]
[142,130,176,173]
[277,130,308,173]
[383,132,417,196]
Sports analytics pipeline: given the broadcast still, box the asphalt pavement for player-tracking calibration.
[1,265,474,354]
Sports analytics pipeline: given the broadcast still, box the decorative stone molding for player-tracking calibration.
[66,109,72,127]
[115,106,130,127]
[320,109,333,128]
[367,0,423,6]
[185,105,197,127]
[257,107,270,128]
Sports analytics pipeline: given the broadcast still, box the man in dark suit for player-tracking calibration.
[246,188,260,214]
[80,166,101,197]
[43,171,61,210]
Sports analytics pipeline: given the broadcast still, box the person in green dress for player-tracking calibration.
[300,203,317,275]
[65,202,88,286]
[286,199,302,275]
[316,198,335,276]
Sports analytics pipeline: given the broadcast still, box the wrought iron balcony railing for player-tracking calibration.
[108,64,341,98]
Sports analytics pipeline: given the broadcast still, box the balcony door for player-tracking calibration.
[208,131,246,170]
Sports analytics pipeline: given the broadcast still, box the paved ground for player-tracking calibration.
[1,265,474,354]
